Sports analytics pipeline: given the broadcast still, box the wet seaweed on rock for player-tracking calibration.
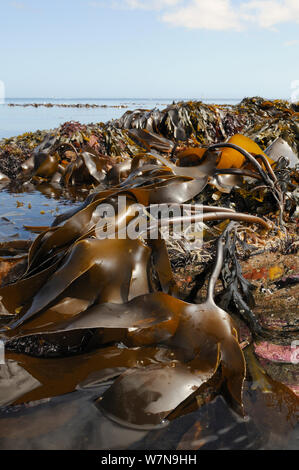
[0,98,298,433]
[0,224,247,427]
[1,97,298,183]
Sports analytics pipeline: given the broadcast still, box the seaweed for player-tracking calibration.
[0,100,298,431]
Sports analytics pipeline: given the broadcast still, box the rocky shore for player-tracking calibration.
[7,102,128,109]
[0,97,298,446]
[1,96,298,180]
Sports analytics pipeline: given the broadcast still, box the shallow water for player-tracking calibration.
[0,184,84,241]
[0,98,172,139]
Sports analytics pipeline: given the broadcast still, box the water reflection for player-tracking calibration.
[0,349,297,450]
[0,184,86,241]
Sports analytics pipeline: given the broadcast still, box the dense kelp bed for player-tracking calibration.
[0,97,298,449]
[1,96,299,180]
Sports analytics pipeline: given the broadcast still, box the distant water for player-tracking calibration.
[0,98,241,140]
[0,185,84,241]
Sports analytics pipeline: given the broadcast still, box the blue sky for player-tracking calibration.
[1,0,299,99]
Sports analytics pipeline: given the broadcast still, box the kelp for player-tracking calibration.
[0,359,41,407]
[97,228,246,427]
[207,142,285,225]
[1,346,177,405]
[265,137,298,168]
[127,129,175,153]
[0,182,270,330]
[0,240,31,259]
[1,108,297,430]
[113,98,299,157]
[0,138,272,339]
[63,152,107,185]
[1,225,246,428]
[244,346,299,426]
[0,210,267,332]
[216,134,274,169]
[216,227,260,333]
[99,364,214,429]
[33,148,109,186]
[0,172,10,187]
[2,232,246,427]
[31,133,290,231]
[131,394,264,450]
[16,130,112,187]
[9,118,291,233]
[1,97,298,184]
[176,135,273,171]
[0,389,270,450]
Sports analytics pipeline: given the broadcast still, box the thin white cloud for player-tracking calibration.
[11,1,27,9]
[284,39,299,47]
[162,0,242,31]
[90,0,299,31]
[125,0,182,10]
[241,0,299,29]
[89,0,182,10]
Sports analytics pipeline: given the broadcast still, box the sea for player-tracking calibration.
[0,97,241,140]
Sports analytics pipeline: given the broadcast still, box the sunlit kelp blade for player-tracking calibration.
[2,238,152,328]
[244,347,299,431]
[97,232,246,428]
[0,258,62,315]
[127,129,175,153]
[99,364,215,429]
[217,135,273,169]
[265,137,298,168]
[26,175,210,270]
[167,302,245,413]
[2,264,246,427]
[7,293,179,341]
[0,240,31,259]
[2,346,177,405]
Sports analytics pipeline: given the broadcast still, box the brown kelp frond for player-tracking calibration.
[7,121,291,230]
[99,363,216,430]
[1,108,296,429]
[207,142,285,225]
[97,225,246,427]
[244,346,299,425]
[1,222,247,427]
[19,131,112,186]
[25,187,270,280]
[1,238,152,326]
[127,128,175,153]
[1,345,177,405]
[5,292,178,341]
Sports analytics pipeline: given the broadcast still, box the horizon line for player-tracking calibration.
[5,97,242,100]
